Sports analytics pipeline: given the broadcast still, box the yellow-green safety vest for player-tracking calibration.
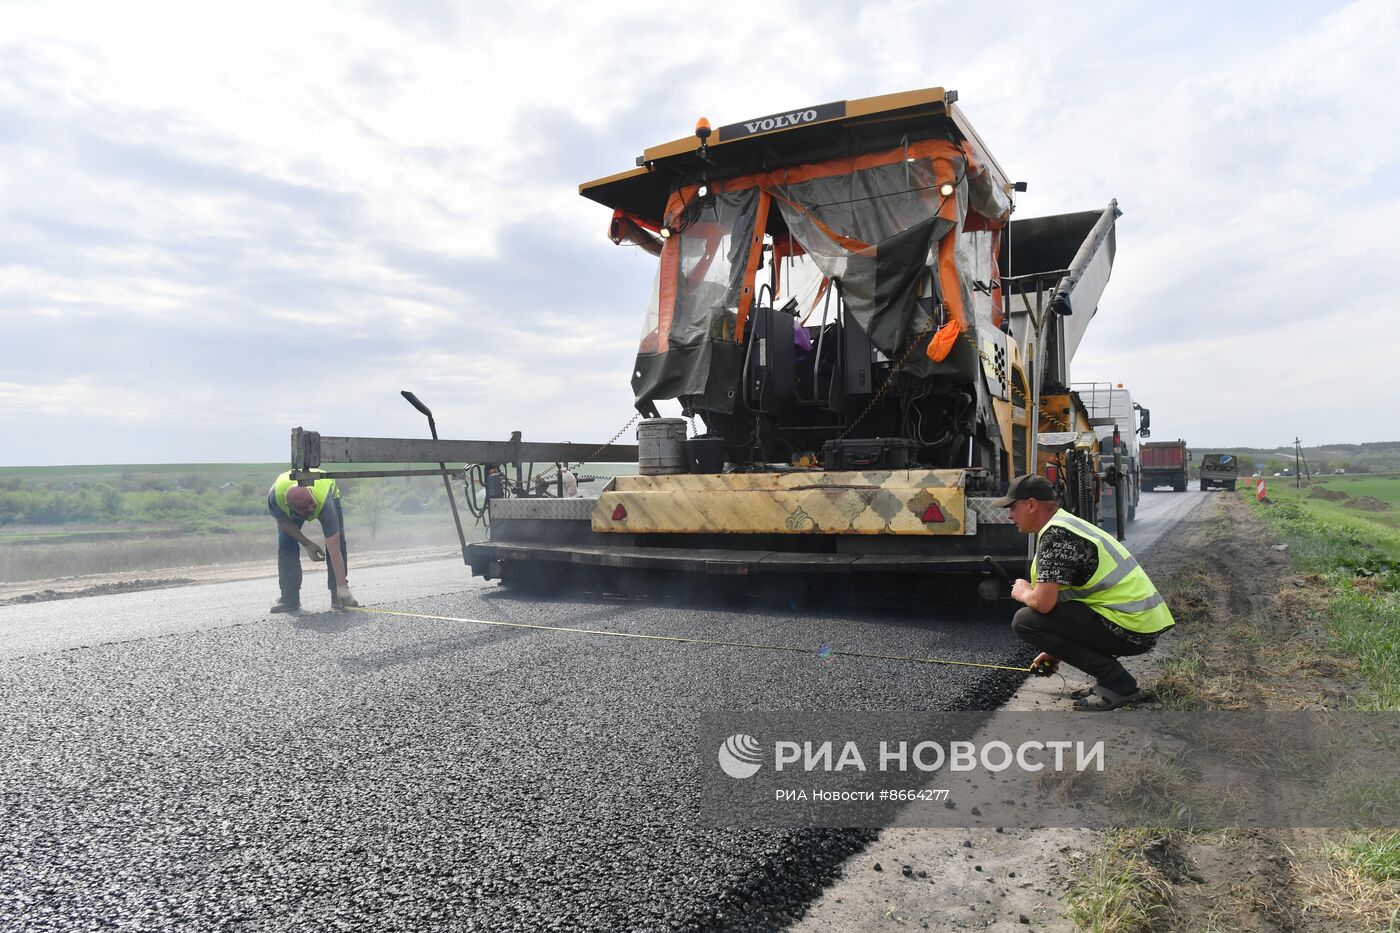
[1031,508,1175,634]
[271,470,338,522]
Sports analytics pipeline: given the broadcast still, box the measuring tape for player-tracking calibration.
[345,605,1034,673]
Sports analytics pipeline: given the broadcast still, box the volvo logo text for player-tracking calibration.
[744,109,818,134]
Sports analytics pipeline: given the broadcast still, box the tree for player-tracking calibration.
[350,481,395,541]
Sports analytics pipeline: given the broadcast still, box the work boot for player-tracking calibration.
[269,597,301,614]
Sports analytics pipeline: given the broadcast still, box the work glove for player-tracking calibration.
[334,585,359,609]
[304,542,326,562]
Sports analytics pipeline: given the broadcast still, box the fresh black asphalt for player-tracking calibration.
[0,582,1030,932]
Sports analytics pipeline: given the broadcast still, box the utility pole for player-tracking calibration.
[1293,437,1311,488]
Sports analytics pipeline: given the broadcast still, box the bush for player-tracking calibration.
[0,491,20,526]
[218,487,268,517]
[94,484,123,519]
[179,516,234,534]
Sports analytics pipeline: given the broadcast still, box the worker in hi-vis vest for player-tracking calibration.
[267,470,357,612]
[997,474,1174,710]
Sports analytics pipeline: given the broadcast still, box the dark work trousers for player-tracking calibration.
[1011,599,1153,686]
[276,498,347,604]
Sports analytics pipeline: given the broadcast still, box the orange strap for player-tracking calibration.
[925,153,967,363]
[656,236,678,351]
[734,191,772,342]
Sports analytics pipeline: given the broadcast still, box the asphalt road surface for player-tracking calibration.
[0,492,1210,931]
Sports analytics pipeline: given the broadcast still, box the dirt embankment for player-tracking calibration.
[1310,485,1393,511]
[1343,496,1392,512]
[1073,493,1391,933]
[791,495,1391,932]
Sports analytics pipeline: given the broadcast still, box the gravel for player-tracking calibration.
[0,582,1030,931]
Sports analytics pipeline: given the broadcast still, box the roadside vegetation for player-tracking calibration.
[1067,476,1400,932]
[1251,473,1400,710]
[0,464,477,582]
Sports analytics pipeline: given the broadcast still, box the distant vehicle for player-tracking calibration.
[1273,472,1282,477]
[1073,382,1147,529]
[1141,439,1191,492]
[1335,468,1346,475]
[1199,453,1237,492]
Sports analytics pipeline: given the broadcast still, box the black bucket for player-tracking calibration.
[685,436,727,474]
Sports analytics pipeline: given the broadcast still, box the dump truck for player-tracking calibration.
[1199,453,1238,491]
[1141,439,1191,492]
[288,88,1127,595]
[1072,383,1149,528]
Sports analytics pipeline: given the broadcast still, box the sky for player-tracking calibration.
[1,0,1396,466]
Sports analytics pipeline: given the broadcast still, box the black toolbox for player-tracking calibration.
[821,437,919,471]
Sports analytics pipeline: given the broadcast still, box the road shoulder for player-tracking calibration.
[0,544,460,606]
[785,495,1217,932]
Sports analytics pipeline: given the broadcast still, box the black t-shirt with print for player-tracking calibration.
[1033,525,1098,587]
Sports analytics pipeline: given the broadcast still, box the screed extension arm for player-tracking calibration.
[289,429,639,482]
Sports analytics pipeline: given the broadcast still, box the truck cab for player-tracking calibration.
[1072,383,1145,528]
[1199,453,1238,491]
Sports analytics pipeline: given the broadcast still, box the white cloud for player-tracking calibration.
[0,0,1396,463]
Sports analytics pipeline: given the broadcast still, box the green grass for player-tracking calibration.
[1322,831,1400,933]
[1258,472,1400,536]
[1334,831,1400,883]
[1065,830,1172,932]
[1246,485,1400,711]
[1325,586,1400,710]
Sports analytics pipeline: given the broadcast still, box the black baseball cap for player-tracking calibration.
[993,474,1058,507]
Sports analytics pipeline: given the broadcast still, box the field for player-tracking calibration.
[1247,472,1400,712]
[0,464,526,583]
[0,461,636,584]
[1253,472,1400,562]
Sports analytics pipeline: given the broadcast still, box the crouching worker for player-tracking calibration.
[267,469,357,612]
[997,475,1174,711]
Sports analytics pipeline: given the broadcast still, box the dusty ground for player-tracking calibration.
[789,493,1390,932]
[0,544,459,606]
[1093,493,1390,933]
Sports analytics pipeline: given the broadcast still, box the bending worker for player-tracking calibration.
[998,474,1174,711]
[267,469,357,612]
